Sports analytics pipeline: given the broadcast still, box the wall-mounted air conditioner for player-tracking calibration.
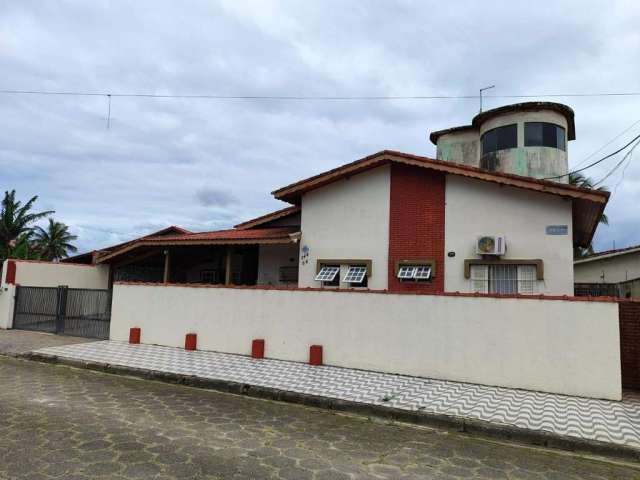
[476,235,506,256]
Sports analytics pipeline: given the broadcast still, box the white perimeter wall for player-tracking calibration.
[445,176,575,295]
[0,259,110,329]
[574,252,640,284]
[111,284,622,400]
[298,166,390,289]
[7,260,110,289]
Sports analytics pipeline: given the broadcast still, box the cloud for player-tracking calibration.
[195,187,236,207]
[1,1,640,253]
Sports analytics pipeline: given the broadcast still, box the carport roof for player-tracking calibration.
[95,227,299,264]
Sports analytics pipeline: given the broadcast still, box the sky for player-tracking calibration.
[1,0,640,253]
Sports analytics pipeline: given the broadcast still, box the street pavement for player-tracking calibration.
[0,329,93,355]
[0,354,639,479]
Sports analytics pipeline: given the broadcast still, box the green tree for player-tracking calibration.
[32,219,78,261]
[569,173,609,258]
[0,190,53,261]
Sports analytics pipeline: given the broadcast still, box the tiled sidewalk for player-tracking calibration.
[34,341,640,450]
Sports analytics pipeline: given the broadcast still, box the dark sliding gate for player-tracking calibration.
[13,286,111,339]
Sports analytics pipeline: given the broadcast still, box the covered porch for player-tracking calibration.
[95,227,300,287]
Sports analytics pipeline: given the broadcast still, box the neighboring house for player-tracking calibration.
[574,245,640,298]
[65,102,608,296]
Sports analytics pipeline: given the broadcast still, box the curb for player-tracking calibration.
[20,351,640,464]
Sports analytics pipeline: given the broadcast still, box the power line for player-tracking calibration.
[542,132,640,181]
[593,138,640,187]
[2,88,640,100]
[571,117,640,170]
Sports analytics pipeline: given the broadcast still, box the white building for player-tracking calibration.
[62,102,607,297]
[574,245,640,298]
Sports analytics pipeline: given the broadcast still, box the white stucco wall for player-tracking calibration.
[110,284,622,400]
[257,244,300,285]
[444,176,574,295]
[574,251,640,284]
[9,260,110,289]
[298,166,390,289]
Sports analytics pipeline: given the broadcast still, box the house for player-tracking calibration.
[574,245,640,298]
[65,102,608,297]
[10,101,628,400]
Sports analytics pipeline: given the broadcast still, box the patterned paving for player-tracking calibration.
[35,340,640,450]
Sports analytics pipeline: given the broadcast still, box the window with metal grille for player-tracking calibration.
[315,265,340,286]
[343,266,368,287]
[470,264,537,294]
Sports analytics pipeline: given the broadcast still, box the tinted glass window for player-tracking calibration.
[524,122,566,151]
[481,124,517,154]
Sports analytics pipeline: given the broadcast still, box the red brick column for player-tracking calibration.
[619,301,640,389]
[388,164,445,293]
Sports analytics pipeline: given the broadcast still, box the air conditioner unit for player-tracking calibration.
[476,235,506,255]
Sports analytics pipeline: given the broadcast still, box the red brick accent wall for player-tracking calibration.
[619,302,640,389]
[388,164,445,293]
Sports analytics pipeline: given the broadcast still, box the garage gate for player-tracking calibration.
[13,286,111,339]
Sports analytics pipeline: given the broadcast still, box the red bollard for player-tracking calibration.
[129,327,141,344]
[309,345,323,366]
[185,333,197,351]
[252,339,265,359]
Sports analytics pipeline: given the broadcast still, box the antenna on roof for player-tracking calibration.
[479,85,495,113]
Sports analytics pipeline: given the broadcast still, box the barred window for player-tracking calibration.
[470,264,537,294]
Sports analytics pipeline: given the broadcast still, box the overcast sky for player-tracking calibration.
[2,1,640,253]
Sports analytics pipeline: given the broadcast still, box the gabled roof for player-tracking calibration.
[234,206,301,230]
[271,150,608,248]
[574,244,640,264]
[96,227,298,264]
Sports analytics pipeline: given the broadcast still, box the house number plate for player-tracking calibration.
[546,225,568,235]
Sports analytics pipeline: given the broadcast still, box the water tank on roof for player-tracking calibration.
[429,102,575,183]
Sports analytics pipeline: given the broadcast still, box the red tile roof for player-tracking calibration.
[96,227,299,264]
[145,227,298,242]
[271,150,608,248]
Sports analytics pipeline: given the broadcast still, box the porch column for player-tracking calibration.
[225,246,232,286]
[163,249,171,284]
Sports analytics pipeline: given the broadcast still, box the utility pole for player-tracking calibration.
[479,85,495,113]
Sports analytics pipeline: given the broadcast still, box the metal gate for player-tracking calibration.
[13,286,111,339]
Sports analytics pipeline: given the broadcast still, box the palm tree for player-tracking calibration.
[569,173,609,258]
[0,190,54,261]
[32,219,78,261]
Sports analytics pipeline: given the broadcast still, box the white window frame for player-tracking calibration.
[314,266,340,283]
[343,266,367,284]
[469,264,538,294]
[397,264,433,281]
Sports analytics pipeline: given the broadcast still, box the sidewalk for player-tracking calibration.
[30,340,640,455]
